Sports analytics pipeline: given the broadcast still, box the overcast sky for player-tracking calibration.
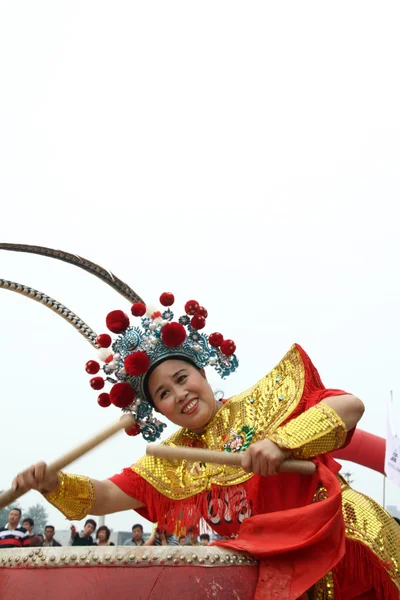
[1,1,400,534]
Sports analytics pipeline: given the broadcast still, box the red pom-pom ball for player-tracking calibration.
[85,360,100,374]
[106,310,130,334]
[109,382,135,408]
[90,376,105,390]
[196,306,208,318]
[131,302,146,317]
[125,423,141,437]
[96,333,112,348]
[160,292,175,307]
[124,351,151,376]
[97,393,111,408]
[191,314,206,330]
[161,322,186,347]
[220,339,236,356]
[208,332,224,347]
[185,300,200,316]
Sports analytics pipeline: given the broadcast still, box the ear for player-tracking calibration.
[200,367,207,379]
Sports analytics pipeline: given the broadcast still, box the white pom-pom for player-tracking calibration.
[98,348,112,362]
[145,304,159,317]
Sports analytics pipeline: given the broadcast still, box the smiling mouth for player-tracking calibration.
[182,398,199,414]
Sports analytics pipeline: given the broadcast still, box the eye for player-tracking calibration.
[160,389,169,400]
[177,374,187,384]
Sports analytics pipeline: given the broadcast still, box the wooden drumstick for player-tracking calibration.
[146,443,316,474]
[0,414,136,511]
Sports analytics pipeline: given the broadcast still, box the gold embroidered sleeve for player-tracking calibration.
[42,472,95,520]
[269,402,347,458]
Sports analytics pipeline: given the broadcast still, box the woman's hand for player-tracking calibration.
[241,439,290,476]
[12,462,60,494]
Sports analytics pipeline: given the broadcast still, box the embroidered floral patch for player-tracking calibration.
[223,425,255,453]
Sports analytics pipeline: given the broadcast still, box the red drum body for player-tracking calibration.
[0,546,259,600]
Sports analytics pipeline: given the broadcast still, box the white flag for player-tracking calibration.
[385,392,400,486]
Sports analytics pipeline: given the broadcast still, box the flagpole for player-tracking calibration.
[383,472,386,509]
[384,390,394,509]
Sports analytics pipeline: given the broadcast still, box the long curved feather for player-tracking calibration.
[0,243,144,304]
[0,278,99,348]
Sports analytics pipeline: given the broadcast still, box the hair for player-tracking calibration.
[45,525,55,531]
[37,534,44,540]
[96,525,111,541]
[22,517,34,527]
[85,519,97,529]
[393,517,400,526]
[9,507,22,517]
[199,533,210,541]
[132,523,143,532]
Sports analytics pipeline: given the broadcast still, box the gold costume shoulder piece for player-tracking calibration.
[132,344,305,499]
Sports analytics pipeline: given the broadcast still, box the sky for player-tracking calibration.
[0,1,400,534]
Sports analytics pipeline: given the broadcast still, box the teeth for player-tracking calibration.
[183,399,197,413]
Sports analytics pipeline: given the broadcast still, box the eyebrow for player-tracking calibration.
[154,369,187,399]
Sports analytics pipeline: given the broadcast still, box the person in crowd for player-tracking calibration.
[199,533,210,546]
[41,525,61,547]
[178,535,187,546]
[95,525,115,546]
[22,517,42,546]
[124,523,155,546]
[0,508,30,548]
[153,529,179,546]
[70,518,97,546]
[187,528,199,546]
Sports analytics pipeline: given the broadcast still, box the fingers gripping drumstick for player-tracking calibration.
[146,443,316,475]
[0,414,135,511]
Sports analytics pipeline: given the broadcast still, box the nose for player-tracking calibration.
[175,387,187,403]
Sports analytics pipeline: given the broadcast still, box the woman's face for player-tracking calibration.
[148,359,218,433]
[97,529,107,542]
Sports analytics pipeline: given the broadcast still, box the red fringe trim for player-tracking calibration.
[332,538,399,599]
[133,473,261,536]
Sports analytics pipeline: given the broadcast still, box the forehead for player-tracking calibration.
[148,359,191,388]
[10,510,20,516]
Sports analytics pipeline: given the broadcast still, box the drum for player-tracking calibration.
[0,546,259,600]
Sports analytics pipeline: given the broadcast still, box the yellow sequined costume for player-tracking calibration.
[114,344,400,597]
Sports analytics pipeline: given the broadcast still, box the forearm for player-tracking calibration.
[43,473,144,520]
[269,395,364,459]
[144,533,156,546]
[323,394,364,430]
[91,479,144,515]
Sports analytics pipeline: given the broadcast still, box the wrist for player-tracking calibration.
[42,472,95,520]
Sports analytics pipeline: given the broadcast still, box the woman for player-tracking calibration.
[95,525,114,546]
[12,294,400,599]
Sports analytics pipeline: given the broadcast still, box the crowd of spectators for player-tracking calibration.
[0,508,211,549]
